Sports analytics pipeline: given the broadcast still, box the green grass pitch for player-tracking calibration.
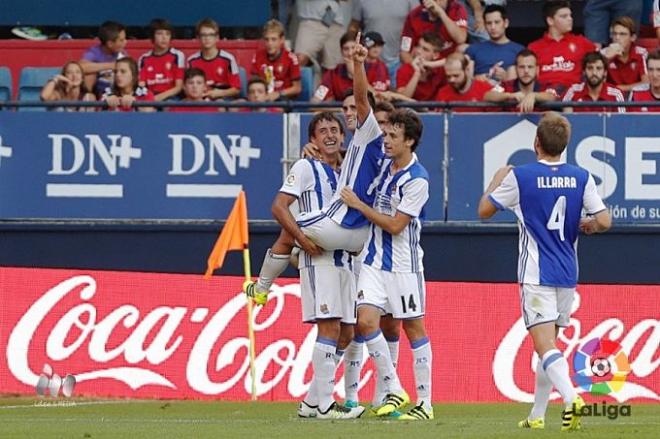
[0,398,658,438]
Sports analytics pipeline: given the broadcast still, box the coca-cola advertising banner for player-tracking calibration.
[1,267,658,402]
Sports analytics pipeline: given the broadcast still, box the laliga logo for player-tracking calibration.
[572,337,631,395]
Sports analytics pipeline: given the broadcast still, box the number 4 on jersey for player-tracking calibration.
[546,196,566,241]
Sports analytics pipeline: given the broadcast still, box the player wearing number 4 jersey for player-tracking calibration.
[479,112,611,431]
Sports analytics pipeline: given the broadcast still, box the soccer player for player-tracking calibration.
[271,111,363,420]
[340,108,431,420]
[528,1,596,96]
[628,50,660,112]
[562,52,625,113]
[250,19,301,101]
[138,18,185,101]
[601,16,648,92]
[484,49,558,113]
[187,18,241,100]
[478,112,611,431]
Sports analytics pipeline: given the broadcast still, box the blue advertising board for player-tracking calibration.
[447,113,660,222]
[0,112,284,220]
[298,113,446,221]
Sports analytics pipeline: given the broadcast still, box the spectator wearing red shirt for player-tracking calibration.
[629,50,660,112]
[168,68,219,113]
[601,16,648,92]
[528,1,596,96]
[250,19,301,101]
[397,32,447,101]
[103,58,155,112]
[362,31,391,92]
[138,19,184,101]
[187,18,241,100]
[312,32,390,102]
[485,49,559,112]
[400,0,468,65]
[562,52,625,112]
[435,52,493,111]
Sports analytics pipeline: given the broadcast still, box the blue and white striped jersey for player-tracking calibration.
[324,110,385,229]
[280,158,352,269]
[489,160,607,287]
[363,157,429,273]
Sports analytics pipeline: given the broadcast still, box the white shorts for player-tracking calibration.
[297,211,369,253]
[356,264,425,319]
[300,265,357,324]
[520,284,575,329]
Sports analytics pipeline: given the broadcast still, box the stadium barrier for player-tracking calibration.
[0,266,657,402]
[0,108,658,222]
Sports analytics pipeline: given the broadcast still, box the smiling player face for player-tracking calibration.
[311,119,344,156]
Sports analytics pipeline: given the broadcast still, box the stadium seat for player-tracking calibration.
[0,67,12,105]
[18,67,60,111]
[239,66,248,98]
[297,66,314,101]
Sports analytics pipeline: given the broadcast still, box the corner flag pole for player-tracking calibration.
[204,190,257,400]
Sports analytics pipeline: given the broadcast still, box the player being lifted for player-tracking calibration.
[244,32,385,305]
[340,107,432,420]
[478,112,611,431]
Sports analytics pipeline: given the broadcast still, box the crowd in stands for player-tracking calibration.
[31,0,660,112]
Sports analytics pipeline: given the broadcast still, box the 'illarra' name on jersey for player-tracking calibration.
[324,110,385,228]
[537,176,578,189]
[363,156,430,273]
[488,161,606,287]
[280,158,352,269]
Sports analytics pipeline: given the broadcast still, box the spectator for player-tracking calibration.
[79,21,127,98]
[484,49,559,112]
[629,50,660,111]
[602,16,649,92]
[584,0,644,47]
[400,0,468,65]
[464,5,524,82]
[187,18,241,100]
[168,68,219,112]
[362,32,391,92]
[102,57,155,112]
[528,1,597,96]
[250,19,301,101]
[138,19,185,101]
[374,100,395,126]
[294,0,346,70]
[396,32,447,101]
[349,0,418,86]
[311,32,390,102]
[435,52,494,111]
[562,51,625,112]
[456,0,488,42]
[40,61,96,111]
[231,78,283,113]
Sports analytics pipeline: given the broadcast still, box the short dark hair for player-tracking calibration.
[484,4,507,20]
[419,31,444,52]
[98,21,126,45]
[248,76,267,90]
[149,18,173,40]
[196,18,219,36]
[542,1,571,20]
[343,88,377,111]
[374,101,395,114]
[582,51,607,70]
[340,31,357,49]
[388,108,423,152]
[536,112,571,156]
[516,48,538,64]
[308,111,344,141]
[647,49,660,65]
[184,67,206,82]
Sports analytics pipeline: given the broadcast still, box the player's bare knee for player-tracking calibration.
[316,319,341,340]
[402,318,426,341]
[380,314,400,339]
[337,323,354,350]
[272,230,294,254]
[356,306,380,336]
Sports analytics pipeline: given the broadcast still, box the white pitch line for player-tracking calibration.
[0,400,133,410]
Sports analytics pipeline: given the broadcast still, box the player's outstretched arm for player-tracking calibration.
[340,187,412,234]
[352,32,370,126]
[478,165,513,219]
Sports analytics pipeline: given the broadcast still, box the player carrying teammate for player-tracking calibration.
[478,112,611,431]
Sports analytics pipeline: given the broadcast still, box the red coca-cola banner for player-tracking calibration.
[0,267,658,402]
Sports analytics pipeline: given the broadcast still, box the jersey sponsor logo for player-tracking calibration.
[542,56,575,73]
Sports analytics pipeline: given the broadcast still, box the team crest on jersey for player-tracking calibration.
[286,173,295,185]
[217,67,224,75]
[320,304,329,314]
[147,66,154,72]
[631,62,636,70]
[277,64,283,73]
[569,43,577,53]
[165,62,172,70]
[357,290,364,300]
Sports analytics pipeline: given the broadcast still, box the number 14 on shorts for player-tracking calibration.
[400,294,417,313]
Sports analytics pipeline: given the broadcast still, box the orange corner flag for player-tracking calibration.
[204,191,249,278]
